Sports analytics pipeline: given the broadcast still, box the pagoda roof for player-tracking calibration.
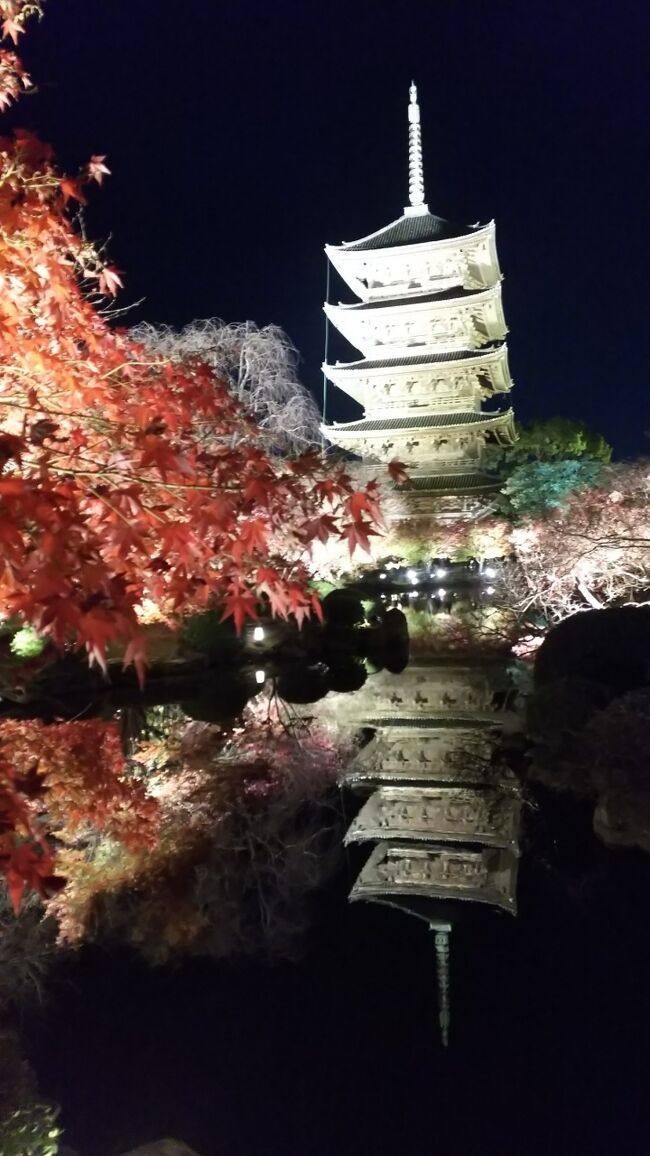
[396,472,499,493]
[329,410,510,434]
[361,715,502,730]
[334,211,479,253]
[327,347,502,372]
[336,286,484,312]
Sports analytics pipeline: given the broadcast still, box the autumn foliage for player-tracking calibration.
[504,461,650,631]
[0,717,158,913]
[0,2,392,907]
[46,705,348,957]
[0,1,388,676]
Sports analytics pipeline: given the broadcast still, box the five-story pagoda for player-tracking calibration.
[316,85,523,1046]
[322,83,515,520]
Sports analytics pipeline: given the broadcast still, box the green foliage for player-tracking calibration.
[500,459,603,517]
[9,626,46,660]
[0,1102,61,1156]
[179,609,242,660]
[0,889,56,1012]
[507,417,612,465]
[310,579,336,599]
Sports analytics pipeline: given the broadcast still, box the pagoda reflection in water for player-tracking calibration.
[317,84,523,1045]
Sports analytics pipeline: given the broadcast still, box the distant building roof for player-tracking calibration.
[329,411,507,434]
[337,211,478,252]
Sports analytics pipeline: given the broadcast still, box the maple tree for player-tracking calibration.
[0,1,389,677]
[0,717,159,913]
[0,1,395,906]
[46,701,351,959]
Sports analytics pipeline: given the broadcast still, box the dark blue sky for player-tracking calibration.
[20,0,650,455]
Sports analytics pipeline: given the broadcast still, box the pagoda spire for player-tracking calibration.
[406,81,428,216]
[433,925,451,1047]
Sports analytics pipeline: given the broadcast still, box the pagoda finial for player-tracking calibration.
[406,81,428,216]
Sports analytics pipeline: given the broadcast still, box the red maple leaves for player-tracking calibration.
[0,718,159,912]
[0,5,389,906]
[0,7,386,679]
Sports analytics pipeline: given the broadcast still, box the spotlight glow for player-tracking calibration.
[434,567,447,579]
[252,626,265,642]
[484,566,497,578]
[255,669,266,685]
[437,587,446,598]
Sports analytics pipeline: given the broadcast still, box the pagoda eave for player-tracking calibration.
[327,215,489,255]
[323,408,515,442]
[324,286,507,357]
[325,220,501,300]
[322,343,514,399]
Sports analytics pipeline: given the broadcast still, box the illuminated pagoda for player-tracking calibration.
[317,85,523,1046]
[322,83,515,519]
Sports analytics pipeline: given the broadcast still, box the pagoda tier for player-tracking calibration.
[306,658,520,729]
[325,408,515,471]
[324,283,507,357]
[380,471,501,522]
[342,723,518,788]
[345,786,521,851]
[350,842,518,915]
[325,218,501,302]
[322,345,513,412]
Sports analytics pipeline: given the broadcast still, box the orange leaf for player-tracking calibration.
[59,176,88,206]
[98,264,124,297]
[220,587,259,633]
[2,16,24,45]
[88,154,111,185]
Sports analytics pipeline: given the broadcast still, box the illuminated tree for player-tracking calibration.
[490,416,612,468]
[131,319,322,454]
[0,717,159,911]
[48,701,351,960]
[503,461,650,628]
[499,459,603,518]
[0,2,392,902]
[0,3,385,681]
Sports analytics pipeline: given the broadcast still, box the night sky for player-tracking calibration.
[17,0,650,456]
[10,4,650,1153]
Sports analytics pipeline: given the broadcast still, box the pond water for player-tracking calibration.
[5,583,650,1156]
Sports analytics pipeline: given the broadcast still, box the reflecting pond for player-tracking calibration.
[3,579,650,1156]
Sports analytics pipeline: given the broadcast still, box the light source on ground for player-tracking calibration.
[437,588,446,598]
[434,567,447,579]
[252,625,265,642]
[406,569,418,583]
[379,572,387,579]
[486,586,495,595]
[255,669,266,685]
[484,566,497,578]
